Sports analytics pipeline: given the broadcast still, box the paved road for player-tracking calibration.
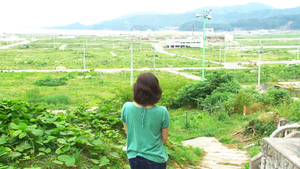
[0,40,33,49]
[2,42,300,81]
[59,44,68,50]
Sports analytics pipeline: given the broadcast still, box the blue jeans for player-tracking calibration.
[129,156,167,169]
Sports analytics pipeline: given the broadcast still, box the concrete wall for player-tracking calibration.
[261,138,300,169]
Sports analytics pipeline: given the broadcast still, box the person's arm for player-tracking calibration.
[123,122,127,134]
[161,128,169,144]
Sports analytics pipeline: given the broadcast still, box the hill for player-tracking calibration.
[44,2,300,31]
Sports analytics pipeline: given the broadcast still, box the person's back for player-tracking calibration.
[121,72,170,169]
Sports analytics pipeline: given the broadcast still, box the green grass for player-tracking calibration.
[0,36,221,70]
[179,64,300,86]
[2,33,300,168]
[0,70,191,110]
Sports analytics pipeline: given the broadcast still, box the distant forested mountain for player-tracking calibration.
[179,14,300,31]
[45,2,300,31]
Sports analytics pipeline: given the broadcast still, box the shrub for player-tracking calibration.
[26,88,42,103]
[231,90,254,115]
[174,71,237,108]
[41,95,70,105]
[244,113,278,137]
[35,77,67,86]
[261,87,291,106]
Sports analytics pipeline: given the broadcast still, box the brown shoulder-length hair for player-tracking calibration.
[133,72,162,105]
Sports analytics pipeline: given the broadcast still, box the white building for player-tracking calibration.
[225,34,233,42]
[165,37,203,48]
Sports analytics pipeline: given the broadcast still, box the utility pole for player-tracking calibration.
[153,43,155,69]
[258,40,263,86]
[239,41,241,63]
[140,37,142,52]
[83,43,85,70]
[224,41,227,63]
[242,41,245,62]
[53,35,55,49]
[297,40,299,60]
[219,43,221,62]
[130,38,133,86]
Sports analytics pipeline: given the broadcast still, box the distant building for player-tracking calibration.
[165,37,202,48]
[225,34,233,42]
[0,35,25,41]
[205,28,214,33]
[58,35,75,39]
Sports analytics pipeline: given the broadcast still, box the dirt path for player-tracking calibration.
[182,137,249,169]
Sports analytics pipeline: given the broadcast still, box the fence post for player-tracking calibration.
[220,103,223,115]
[185,112,188,128]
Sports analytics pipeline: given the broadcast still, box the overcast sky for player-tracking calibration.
[2,0,300,30]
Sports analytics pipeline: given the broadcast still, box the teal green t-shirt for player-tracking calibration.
[121,102,170,163]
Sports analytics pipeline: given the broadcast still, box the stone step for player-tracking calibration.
[206,152,249,158]
[207,149,248,154]
[199,163,243,169]
[203,157,249,165]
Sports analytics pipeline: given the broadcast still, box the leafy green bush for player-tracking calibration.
[0,99,126,168]
[231,90,254,115]
[244,117,277,137]
[35,77,67,86]
[25,88,42,103]
[174,71,236,108]
[273,100,300,122]
[41,95,70,105]
[260,87,291,106]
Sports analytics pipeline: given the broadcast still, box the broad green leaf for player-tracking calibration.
[55,148,63,155]
[12,118,21,125]
[62,145,70,152]
[0,114,8,119]
[18,123,28,130]
[23,142,31,149]
[124,164,131,169]
[9,123,18,130]
[45,148,51,153]
[75,138,87,143]
[58,155,71,161]
[56,124,65,130]
[47,136,56,140]
[11,105,21,110]
[12,130,22,137]
[67,137,76,142]
[99,156,109,166]
[0,138,6,145]
[91,159,99,164]
[38,147,45,152]
[65,157,76,167]
[57,138,67,144]
[92,139,103,146]
[38,152,45,156]
[24,156,30,160]
[10,152,22,159]
[19,132,27,139]
[109,152,119,158]
[53,160,63,165]
[32,129,43,136]
[16,145,24,152]
[91,166,100,169]
[0,147,7,155]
